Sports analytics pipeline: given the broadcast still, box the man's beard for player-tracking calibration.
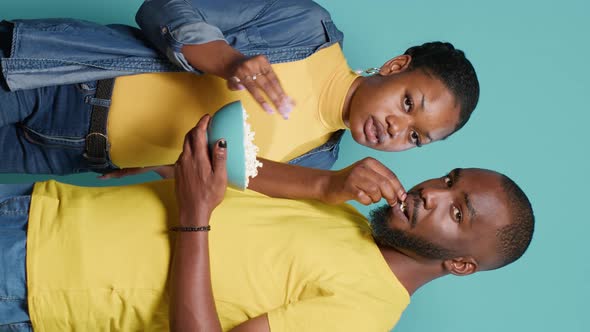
[368,204,456,260]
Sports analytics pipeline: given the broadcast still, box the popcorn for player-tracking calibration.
[243,110,263,188]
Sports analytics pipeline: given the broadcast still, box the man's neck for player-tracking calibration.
[379,246,448,295]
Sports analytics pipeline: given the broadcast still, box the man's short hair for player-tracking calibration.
[404,42,480,136]
[492,174,535,269]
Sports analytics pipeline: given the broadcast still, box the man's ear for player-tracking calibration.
[443,257,478,276]
[379,54,412,76]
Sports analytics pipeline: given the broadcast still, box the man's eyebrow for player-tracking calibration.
[464,192,477,221]
[450,168,477,221]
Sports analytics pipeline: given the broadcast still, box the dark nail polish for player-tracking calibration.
[218,140,227,148]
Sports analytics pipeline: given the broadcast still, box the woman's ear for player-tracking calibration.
[379,54,412,76]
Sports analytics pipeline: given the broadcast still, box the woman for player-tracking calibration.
[0,0,479,205]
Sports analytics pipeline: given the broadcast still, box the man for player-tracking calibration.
[0,0,479,208]
[0,117,534,331]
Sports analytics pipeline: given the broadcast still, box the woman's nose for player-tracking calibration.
[386,114,411,139]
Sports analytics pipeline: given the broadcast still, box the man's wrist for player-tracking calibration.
[179,208,213,227]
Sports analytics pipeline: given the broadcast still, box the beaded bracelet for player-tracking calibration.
[169,225,211,232]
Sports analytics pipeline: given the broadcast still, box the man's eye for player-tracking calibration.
[444,176,453,187]
[403,96,413,113]
[452,205,462,222]
[410,131,421,146]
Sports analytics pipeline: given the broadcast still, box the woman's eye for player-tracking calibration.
[403,96,413,113]
[444,176,453,187]
[410,131,421,146]
[452,205,463,222]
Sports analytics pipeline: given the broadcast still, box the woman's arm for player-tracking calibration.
[102,157,407,206]
[249,157,407,206]
[135,0,293,116]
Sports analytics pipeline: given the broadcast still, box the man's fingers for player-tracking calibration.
[359,158,406,204]
[212,139,228,183]
[193,114,212,170]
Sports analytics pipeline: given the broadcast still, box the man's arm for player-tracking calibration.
[169,115,227,332]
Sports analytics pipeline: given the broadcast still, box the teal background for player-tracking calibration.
[1,1,587,331]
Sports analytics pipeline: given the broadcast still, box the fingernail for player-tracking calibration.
[401,193,407,201]
[237,84,245,90]
[218,140,227,149]
[262,103,273,114]
[279,104,292,119]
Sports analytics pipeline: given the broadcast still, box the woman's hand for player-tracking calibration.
[174,114,228,225]
[182,41,294,119]
[225,55,294,119]
[320,158,407,206]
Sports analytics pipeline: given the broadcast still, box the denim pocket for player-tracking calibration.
[21,125,85,150]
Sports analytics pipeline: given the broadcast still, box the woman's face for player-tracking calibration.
[345,68,461,152]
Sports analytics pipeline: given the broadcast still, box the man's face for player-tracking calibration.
[347,69,461,152]
[369,168,511,265]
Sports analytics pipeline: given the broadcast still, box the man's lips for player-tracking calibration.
[392,202,409,224]
[393,196,420,228]
[363,116,388,145]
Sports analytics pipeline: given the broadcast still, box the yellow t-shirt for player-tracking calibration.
[27,180,410,331]
[107,44,356,167]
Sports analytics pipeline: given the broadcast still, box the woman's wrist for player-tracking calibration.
[181,41,246,79]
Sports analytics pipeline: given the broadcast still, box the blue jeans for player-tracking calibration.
[0,22,117,175]
[0,184,33,331]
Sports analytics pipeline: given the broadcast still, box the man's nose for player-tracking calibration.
[422,187,448,210]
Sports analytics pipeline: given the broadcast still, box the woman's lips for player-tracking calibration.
[364,116,378,144]
[364,116,388,145]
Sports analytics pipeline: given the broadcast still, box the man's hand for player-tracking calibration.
[320,158,407,206]
[182,41,294,119]
[174,114,228,224]
[169,116,226,332]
